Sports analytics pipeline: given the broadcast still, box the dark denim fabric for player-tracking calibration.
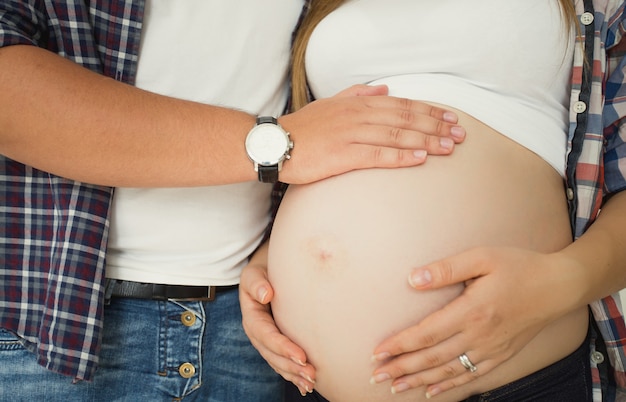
[0,288,283,402]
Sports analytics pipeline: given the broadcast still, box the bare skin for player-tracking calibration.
[375,190,626,397]
[265,105,587,401]
[0,45,465,187]
[242,195,626,398]
[239,106,624,399]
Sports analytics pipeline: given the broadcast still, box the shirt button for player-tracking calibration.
[580,12,594,26]
[591,351,605,364]
[179,362,196,378]
[573,101,587,114]
[181,311,196,327]
[567,187,575,201]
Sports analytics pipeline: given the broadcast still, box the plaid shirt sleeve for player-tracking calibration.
[0,0,47,47]
[0,0,141,381]
[603,7,626,196]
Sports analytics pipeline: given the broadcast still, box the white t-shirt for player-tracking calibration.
[306,0,574,175]
[105,0,304,286]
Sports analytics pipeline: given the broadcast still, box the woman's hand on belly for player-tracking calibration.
[370,246,586,398]
[239,243,317,396]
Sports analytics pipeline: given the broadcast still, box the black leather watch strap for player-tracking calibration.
[257,164,279,183]
[257,116,278,125]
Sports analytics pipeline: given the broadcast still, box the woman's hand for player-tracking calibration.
[371,192,626,397]
[370,246,580,398]
[240,243,317,396]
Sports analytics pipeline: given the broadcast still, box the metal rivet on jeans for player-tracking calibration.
[591,351,605,364]
[179,362,196,378]
[181,311,196,327]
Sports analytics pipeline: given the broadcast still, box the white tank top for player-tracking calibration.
[306,0,574,175]
[105,0,304,286]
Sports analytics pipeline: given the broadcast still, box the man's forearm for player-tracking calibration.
[0,45,257,187]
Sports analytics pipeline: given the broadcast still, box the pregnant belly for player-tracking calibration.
[268,110,584,401]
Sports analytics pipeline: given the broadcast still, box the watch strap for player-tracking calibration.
[256,116,278,125]
[257,164,279,183]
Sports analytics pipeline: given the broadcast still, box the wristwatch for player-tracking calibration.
[245,116,293,183]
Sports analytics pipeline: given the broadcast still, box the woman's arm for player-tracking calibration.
[370,191,626,397]
[0,45,464,187]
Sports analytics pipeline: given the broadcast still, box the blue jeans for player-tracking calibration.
[0,288,283,402]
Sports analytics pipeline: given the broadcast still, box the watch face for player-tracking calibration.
[246,124,290,165]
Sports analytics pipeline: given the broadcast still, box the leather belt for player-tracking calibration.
[106,279,238,302]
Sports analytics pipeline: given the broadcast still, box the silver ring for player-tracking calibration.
[458,353,477,373]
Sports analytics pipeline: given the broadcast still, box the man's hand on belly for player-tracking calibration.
[278,84,466,184]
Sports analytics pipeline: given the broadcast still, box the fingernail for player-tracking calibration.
[409,269,432,288]
[440,137,454,150]
[443,112,458,123]
[300,372,315,384]
[413,150,427,160]
[291,356,306,367]
[257,287,268,303]
[426,386,441,398]
[370,372,391,384]
[296,382,308,397]
[391,382,410,394]
[371,352,390,362]
[451,126,466,140]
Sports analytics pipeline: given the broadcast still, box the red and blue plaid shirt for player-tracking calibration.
[1,1,626,399]
[573,1,626,399]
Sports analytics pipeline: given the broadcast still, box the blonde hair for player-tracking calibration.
[291,0,579,111]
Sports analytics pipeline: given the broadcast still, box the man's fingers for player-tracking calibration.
[277,93,466,184]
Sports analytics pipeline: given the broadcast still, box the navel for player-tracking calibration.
[303,234,349,273]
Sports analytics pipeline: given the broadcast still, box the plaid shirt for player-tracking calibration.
[573,1,626,400]
[1,0,626,398]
